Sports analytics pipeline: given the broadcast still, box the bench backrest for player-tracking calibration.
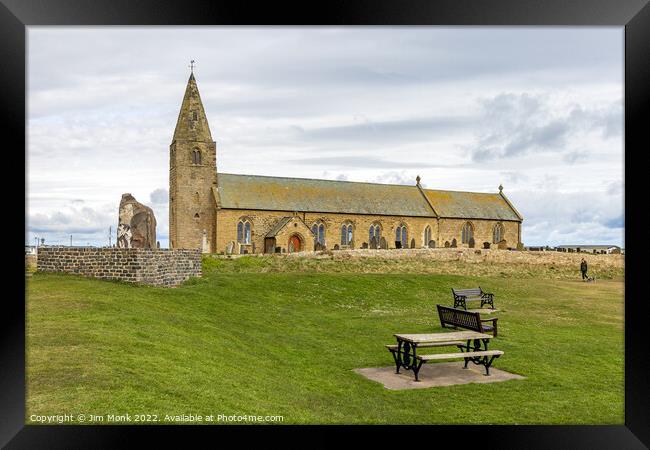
[437,305,483,332]
[452,287,483,298]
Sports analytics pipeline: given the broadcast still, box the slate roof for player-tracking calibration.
[217,173,434,217]
[422,189,521,221]
[216,173,522,221]
[265,217,293,237]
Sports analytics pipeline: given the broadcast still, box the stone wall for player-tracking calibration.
[36,247,202,287]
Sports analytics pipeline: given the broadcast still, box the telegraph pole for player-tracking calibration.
[70,235,72,247]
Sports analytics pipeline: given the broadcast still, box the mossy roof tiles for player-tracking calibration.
[422,189,521,221]
[217,173,521,221]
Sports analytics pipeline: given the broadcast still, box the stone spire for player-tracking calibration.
[172,72,213,142]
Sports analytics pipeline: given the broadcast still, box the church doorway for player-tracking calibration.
[288,234,303,253]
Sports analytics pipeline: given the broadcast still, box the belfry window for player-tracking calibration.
[493,223,505,244]
[191,149,202,165]
[341,223,353,245]
[395,225,408,248]
[461,222,474,244]
[237,219,252,244]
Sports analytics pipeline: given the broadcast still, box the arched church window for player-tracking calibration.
[461,222,474,244]
[341,222,353,245]
[369,223,381,241]
[311,222,325,246]
[395,224,408,248]
[493,223,505,244]
[424,225,432,246]
[237,218,252,244]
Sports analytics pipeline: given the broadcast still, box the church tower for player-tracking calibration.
[169,71,217,250]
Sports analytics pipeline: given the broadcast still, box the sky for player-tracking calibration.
[27,27,624,248]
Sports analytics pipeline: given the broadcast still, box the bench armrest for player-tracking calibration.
[481,292,494,297]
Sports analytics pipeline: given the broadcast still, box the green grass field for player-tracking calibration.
[26,256,624,424]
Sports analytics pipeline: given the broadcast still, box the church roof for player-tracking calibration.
[217,173,434,217]
[216,173,522,221]
[265,217,294,237]
[422,189,521,221]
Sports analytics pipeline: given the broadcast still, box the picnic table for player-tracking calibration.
[386,331,503,381]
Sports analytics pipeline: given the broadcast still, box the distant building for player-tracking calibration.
[556,245,621,254]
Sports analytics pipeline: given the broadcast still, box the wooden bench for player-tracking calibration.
[416,350,504,376]
[437,304,498,337]
[451,287,494,310]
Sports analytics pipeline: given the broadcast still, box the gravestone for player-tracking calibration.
[483,242,491,249]
[410,238,416,249]
[497,239,508,250]
[380,237,388,249]
[361,242,368,249]
[468,237,475,249]
[117,193,157,249]
[333,244,340,250]
[369,237,378,249]
[428,240,436,248]
[226,241,235,255]
[444,241,450,248]
[451,238,457,248]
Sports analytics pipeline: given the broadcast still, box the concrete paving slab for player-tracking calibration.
[354,362,525,390]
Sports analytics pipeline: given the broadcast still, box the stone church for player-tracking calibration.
[169,74,523,254]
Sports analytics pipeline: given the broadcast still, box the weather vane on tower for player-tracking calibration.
[189,59,196,74]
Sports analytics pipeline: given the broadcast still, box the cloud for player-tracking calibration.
[292,116,471,146]
[150,188,168,205]
[292,156,438,170]
[372,171,419,186]
[508,189,624,246]
[467,93,622,162]
[28,204,114,245]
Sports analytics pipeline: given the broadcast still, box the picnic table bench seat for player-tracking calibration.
[437,304,498,337]
[451,287,494,310]
[415,349,504,375]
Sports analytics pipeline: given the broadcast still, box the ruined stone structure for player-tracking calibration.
[117,193,157,249]
[169,74,523,254]
[37,247,201,287]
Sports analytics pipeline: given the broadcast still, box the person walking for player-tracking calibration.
[580,258,588,281]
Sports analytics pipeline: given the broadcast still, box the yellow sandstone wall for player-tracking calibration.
[437,218,520,249]
[215,209,443,254]
[215,210,517,254]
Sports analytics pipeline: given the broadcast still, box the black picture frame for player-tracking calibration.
[3,0,647,447]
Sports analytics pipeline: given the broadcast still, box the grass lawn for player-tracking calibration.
[26,257,624,424]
